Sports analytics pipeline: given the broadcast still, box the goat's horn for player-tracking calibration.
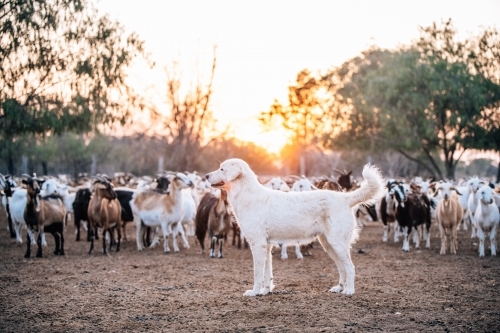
[22,173,31,178]
[332,168,346,175]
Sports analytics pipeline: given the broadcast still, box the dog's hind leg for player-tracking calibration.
[318,234,346,294]
[261,244,275,295]
[244,243,267,297]
[330,241,356,295]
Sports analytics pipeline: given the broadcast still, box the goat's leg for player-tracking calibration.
[102,228,107,255]
[218,237,224,258]
[413,225,421,248]
[122,222,128,241]
[59,223,65,255]
[382,222,389,242]
[280,245,288,259]
[402,226,410,252]
[294,245,303,259]
[172,223,180,253]
[477,228,485,257]
[470,215,476,238]
[210,236,216,258]
[243,243,267,297]
[439,223,446,255]
[161,223,170,253]
[394,221,400,242]
[176,222,190,249]
[16,222,24,244]
[135,218,144,251]
[24,231,31,258]
[7,205,16,239]
[261,244,275,295]
[88,227,95,254]
[52,231,60,255]
[75,217,81,242]
[451,225,458,255]
[95,227,99,240]
[36,232,43,258]
[490,227,497,257]
[425,223,431,249]
[116,223,121,252]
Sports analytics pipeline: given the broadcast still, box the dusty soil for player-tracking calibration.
[0,208,499,333]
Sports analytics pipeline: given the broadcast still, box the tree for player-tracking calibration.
[259,70,334,175]
[324,21,500,179]
[150,48,224,172]
[0,0,147,174]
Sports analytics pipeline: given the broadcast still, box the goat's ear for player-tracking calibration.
[489,183,495,189]
[452,187,462,196]
[22,179,28,185]
[347,171,352,176]
[432,188,441,197]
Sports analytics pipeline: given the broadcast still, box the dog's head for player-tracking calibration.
[206,159,250,191]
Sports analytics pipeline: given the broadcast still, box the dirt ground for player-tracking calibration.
[0,208,499,333]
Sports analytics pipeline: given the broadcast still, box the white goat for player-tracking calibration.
[131,173,192,253]
[467,176,485,238]
[265,177,291,192]
[434,182,463,255]
[473,185,500,257]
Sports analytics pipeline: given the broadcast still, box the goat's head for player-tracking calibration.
[93,177,117,200]
[0,174,16,196]
[468,176,484,194]
[434,181,462,201]
[388,182,407,207]
[334,169,353,190]
[292,177,313,192]
[476,185,495,205]
[167,172,193,190]
[40,178,59,197]
[22,175,44,204]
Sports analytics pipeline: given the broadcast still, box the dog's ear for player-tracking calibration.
[226,162,243,182]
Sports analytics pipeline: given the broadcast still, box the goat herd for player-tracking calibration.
[0,167,499,261]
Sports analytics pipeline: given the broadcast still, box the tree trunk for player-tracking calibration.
[42,161,48,176]
[445,160,455,180]
[497,159,500,184]
[7,155,14,175]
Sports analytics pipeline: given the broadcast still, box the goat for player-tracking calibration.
[195,190,232,257]
[131,173,192,253]
[22,176,66,258]
[87,177,122,255]
[434,181,463,254]
[0,173,18,239]
[391,182,432,252]
[73,188,92,241]
[380,180,400,242]
[114,187,135,241]
[467,176,485,238]
[265,177,291,191]
[473,185,500,257]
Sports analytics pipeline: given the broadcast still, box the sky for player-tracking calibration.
[97,0,500,153]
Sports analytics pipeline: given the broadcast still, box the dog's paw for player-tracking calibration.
[341,288,355,295]
[243,289,259,297]
[260,283,275,295]
[329,285,343,293]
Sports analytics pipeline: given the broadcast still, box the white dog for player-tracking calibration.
[206,158,384,296]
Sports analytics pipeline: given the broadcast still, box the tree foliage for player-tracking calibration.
[321,20,500,179]
[0,0,147,173]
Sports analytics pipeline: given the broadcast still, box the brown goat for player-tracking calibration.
[22,176,66,258]
[88,177,122,255]
[196,190,232,258]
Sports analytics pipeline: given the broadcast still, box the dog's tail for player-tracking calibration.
[345,164,384,209]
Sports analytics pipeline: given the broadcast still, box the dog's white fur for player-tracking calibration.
[206,158,384,296]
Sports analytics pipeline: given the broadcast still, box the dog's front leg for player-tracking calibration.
[244,243,267,297]
[261,244,275,295]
